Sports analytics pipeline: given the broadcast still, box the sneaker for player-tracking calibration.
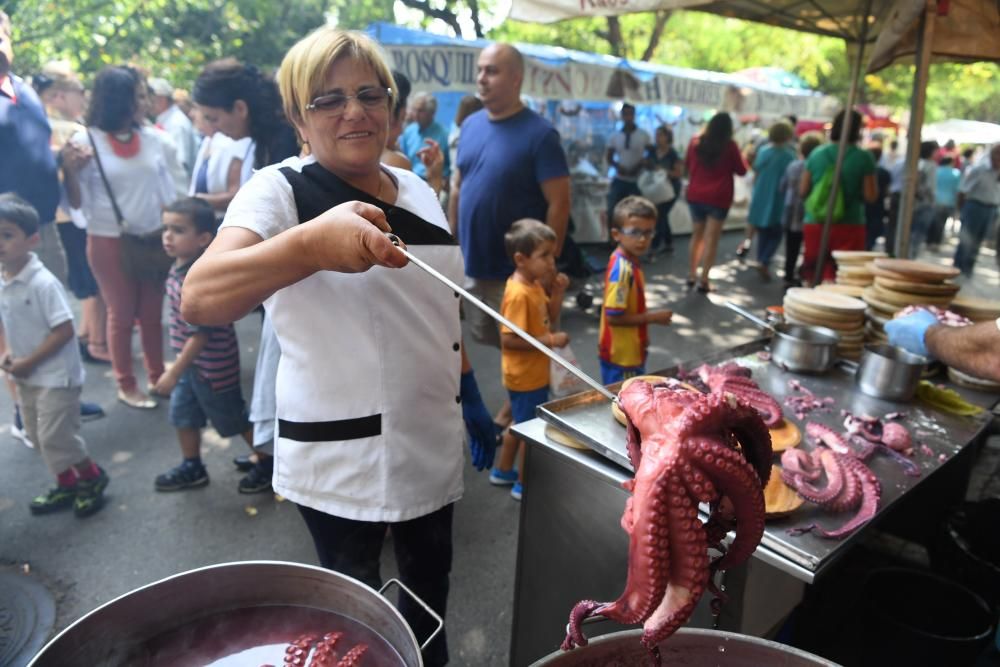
[232,454,256,472]
[511,482,523,501]
[11,422,33,448]
[489,468,518,486]
[155,461,209,492]
[80,401,105,422]
[29,485,77,514]
[238,459,273,494]
[74,467,110,518]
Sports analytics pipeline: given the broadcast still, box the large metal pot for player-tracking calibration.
[28,561,440,667]
[529,628,839,666]
[726,302,840,373]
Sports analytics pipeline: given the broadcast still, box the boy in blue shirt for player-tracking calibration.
[153,198,253,491]
[0,194,108,517]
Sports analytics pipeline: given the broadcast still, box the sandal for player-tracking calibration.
[117,389,157,410]
[685,277,697,289]
[697,281,713,294]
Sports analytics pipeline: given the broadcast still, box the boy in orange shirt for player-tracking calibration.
[490,219,569,501]
[599,196,673,384]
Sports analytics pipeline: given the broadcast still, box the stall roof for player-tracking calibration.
[922,119,1000,145]
[508,0,898,41]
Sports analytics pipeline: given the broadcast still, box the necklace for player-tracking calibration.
[108,130,140,158]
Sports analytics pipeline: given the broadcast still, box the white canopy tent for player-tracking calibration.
[922,119,1000,145]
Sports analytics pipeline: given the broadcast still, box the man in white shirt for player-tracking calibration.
[605,103,651,240]
[149,78,197,179]
[953,144,1000,275]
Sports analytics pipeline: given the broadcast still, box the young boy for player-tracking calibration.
[153,197,253,491]
[490,219,569,501]
[599,195,673,384]
[0,194,108,517]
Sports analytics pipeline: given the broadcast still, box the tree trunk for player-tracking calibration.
[640,10,672,61]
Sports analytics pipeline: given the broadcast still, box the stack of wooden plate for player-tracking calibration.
[831,251,886,297]
[949,296,1000,322]
[783,287,867,360]
[861,259,961,344]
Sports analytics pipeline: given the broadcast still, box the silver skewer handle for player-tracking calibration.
[387,234,616,402]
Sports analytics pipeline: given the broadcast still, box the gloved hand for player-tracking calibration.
[460,370,498,471]
[885,309,938,358]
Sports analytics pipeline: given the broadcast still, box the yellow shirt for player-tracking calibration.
[500,278,550,391]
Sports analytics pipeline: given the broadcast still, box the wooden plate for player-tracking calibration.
[867,262,920,282]
[836,277,874,287]
[610,375,673,426]
[784,316,863,336]
[545,424,590,450]
[948,367,1000,391]
[871,284,954,308]
[873,276,961,296]
[837,265,874,278]
[783,304,864,328]
[949,296,1000,321]
[765,465,805,518]
[785,287,867,314]
[816,283,865,298]
[862,287,902,315]
[873,258,961,282]
[833,250,888,263]
[769,419,801,452]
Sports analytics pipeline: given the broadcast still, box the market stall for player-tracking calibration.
[509,338,997,665]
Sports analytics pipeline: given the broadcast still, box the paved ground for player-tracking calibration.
[2,226,998,666]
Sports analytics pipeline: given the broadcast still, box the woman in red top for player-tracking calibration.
[685,112,747,292]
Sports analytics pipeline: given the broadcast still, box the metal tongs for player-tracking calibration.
[387,233,616,402]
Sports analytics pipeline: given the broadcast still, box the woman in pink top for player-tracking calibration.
[684,112,747,292]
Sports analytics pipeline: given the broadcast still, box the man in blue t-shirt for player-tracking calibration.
[399,92,451,184]
[449,42,570,349]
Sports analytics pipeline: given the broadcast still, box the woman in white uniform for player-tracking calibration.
[180,28,496,666]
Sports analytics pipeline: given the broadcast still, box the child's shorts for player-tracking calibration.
[170,368,250,437]
[600,359,646,385]
[508,386,550,424]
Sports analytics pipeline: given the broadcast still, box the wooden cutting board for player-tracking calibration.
[873,276,961,296]
[817,283,865,298]
[873,258,961,282]
[949,295,1000,321]
[785,287,867,314]
[862,287,901,315]
[833,250,888,263]
[870,283,955,308]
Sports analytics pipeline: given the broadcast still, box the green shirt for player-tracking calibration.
[804,143,875,225]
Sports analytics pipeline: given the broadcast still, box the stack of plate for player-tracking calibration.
[832,251,886,296]
[949,295,1000,322]
[861,259,961,343]
[783,287,867,360]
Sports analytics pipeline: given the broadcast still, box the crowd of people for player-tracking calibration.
[3,10,1000,663]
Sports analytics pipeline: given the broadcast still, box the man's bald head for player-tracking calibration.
[476,43,525,119]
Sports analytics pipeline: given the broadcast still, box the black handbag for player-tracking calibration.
[87,129,172,284]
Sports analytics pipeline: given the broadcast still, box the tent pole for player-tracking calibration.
[814,0,873,285]
[894,0,938,259]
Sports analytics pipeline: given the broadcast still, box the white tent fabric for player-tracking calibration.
[922,119,1000,145]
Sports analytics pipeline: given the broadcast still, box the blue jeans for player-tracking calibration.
[654,199,677,250]
[607,178,641,237]
[755,226,784,267]
[953,200,998,275]
[908,205,934,259]
[169,368,250,437]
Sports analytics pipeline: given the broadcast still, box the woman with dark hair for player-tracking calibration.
[382,69,412,170]
[646,124,683,254]
[684,112,747,292]
[799,108,877,283]
[63,66,176,408]
[192,58,299,186]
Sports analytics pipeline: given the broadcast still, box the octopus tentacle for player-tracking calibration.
[677,394,772,488]
[876,443,921,477]
[806,422,852,456]
[334,645,368,667]
[780,448,822,482]
[561,600,605,650]
[786,449,846,505]
[793,457,880,538]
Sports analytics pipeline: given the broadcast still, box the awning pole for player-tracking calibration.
[894,0,938,259]
[814,0,873,285]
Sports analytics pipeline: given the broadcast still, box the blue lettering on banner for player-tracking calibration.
[389,47,478,89]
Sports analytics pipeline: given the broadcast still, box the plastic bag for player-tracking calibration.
[637,169,676,204]
[550,344,589,398]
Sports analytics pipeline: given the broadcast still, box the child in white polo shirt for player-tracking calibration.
[0,194,108,517]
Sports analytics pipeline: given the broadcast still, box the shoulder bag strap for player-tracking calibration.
[86,129,126,230]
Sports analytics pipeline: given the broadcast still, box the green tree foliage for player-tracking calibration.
[6,0,328,87]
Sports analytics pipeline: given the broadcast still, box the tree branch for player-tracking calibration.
[639,10,672,62]
[397,0,462,36]
[467,0,484,38]
[604,16,622,58]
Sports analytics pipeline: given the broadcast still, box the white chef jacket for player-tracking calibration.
[222,156,465,522]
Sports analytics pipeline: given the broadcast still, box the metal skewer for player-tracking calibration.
[387,234,616,402]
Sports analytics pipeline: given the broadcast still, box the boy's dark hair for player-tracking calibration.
[0,193,40,236]
[941,156,954,167]
[800,131,824,159]
[612,195,657,229]
[164,197,217,236]
[505,218,556,261]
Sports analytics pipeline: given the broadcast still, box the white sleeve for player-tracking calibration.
[38,279,75,329]
[220,167,297,241]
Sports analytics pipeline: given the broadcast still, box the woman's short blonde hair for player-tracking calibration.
[278,27,396,127]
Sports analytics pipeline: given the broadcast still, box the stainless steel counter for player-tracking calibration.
[508,349,997,666]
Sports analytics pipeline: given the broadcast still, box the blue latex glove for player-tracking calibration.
[885,309,938,358]
[460,370,498,471]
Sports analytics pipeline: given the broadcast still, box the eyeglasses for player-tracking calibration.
[619,227,655,240]
[306,88,393,115]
